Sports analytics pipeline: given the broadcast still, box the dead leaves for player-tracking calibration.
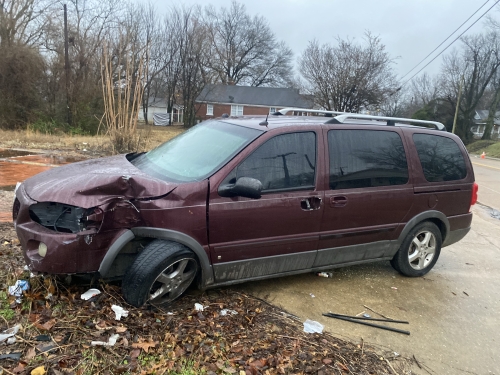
[131,339,158,353]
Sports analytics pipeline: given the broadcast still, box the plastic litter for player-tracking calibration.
[220,309,238,316]
[8,280,29,298]
[303,319,324,334]
[317,272,333,278]
[194,303,205,311]
[309,293,315,298]
[0,325,21,343]
[80,288,101,300]
[91,334,120,347]
[363,313,371,318]
[111,305,129,321]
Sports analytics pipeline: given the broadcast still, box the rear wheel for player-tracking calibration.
[391,222,442,277]
[122,240,198,307]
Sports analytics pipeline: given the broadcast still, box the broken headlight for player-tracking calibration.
[29,202,102,233]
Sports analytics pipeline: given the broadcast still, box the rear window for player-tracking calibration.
[413,134,467,182]
[328,130,409,190]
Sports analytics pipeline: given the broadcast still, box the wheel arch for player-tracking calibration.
[98,227,214,286]
[398,211,449,246]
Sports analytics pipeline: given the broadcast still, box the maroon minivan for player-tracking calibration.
[13,110,478,307]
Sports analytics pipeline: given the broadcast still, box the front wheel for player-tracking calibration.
[122,240,198,307]
[391,222,442,277]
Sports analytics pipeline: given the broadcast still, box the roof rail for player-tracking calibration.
[273,107,446,131]
[330,114,446,131]
[274,108,345,117]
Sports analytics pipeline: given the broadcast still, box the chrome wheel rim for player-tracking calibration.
[148,258,197,304]
[408,230,436,270]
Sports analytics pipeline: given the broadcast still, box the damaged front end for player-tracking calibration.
[14,154,177,275]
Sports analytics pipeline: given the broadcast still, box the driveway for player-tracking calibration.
[236,160,500,374]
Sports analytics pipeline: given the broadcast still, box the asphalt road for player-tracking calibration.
[236,160,500,374]
[471,156,500,210]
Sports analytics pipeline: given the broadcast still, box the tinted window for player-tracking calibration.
[225,132,316,192]
[328,130,409,190]
[413,134,467,182]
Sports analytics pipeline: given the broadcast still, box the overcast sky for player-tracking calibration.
[149,0,496,81]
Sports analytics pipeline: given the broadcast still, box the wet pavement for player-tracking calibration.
[0,149,84,221]
[236,205,500,374]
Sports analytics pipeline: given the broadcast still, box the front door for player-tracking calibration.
[208,129,325,282]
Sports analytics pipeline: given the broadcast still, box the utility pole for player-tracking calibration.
[452,75,464,134]
[64,4,72,126]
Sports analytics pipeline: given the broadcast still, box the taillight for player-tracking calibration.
[470,182,478,208]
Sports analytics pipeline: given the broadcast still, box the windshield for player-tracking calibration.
[131,121,262,182]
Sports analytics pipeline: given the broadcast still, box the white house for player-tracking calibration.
[471,110,500,139]
[138,97,184,125]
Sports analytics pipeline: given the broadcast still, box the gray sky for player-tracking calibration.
[152,0,494,81]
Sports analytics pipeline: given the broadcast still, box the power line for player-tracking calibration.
[401,0,500,88]
[399,0,491,81]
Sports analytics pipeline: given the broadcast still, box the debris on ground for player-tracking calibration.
[303,319,324,334]
[80,288,101,300]
[0,221,413,374]
[111,304,129,320]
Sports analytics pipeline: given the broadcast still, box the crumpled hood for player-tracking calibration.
[23,154,176,208]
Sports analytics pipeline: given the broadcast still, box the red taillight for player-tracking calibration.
[470,182,478,208]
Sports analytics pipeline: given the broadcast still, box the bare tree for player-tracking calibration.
[299,33,398,112]
[440,32,500,141]
[203,1,293,87]
[0,0,53,48]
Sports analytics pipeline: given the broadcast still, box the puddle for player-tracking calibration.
[0,149,84,192]
[0,161,52,191]
[0,149,33,158]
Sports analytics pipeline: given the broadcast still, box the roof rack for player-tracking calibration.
[274,108,346,117]
[273,107,446,131]
[329,114,446,131]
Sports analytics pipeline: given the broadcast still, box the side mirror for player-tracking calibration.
[218,177,262,199]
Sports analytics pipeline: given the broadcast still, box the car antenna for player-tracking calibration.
[259,113,269,126]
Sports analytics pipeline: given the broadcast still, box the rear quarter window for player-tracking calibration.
[413,133,467,182]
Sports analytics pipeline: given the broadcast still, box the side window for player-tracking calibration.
[413,134,467,182]
[224,132,316,192]
[328,130,409,190]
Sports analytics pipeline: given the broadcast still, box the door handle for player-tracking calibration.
[301,197,322,211]
[330,195,347,207]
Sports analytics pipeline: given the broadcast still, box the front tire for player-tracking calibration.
[122,240,198,307]
[391,222,442,277]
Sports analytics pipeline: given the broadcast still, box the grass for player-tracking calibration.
[0,125,185,155]
[467,139,500,158]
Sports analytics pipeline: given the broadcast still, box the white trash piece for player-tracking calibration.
[220,309,238,316]
[194,303,204,311]
[111,305,129,321]
[0,325,21,343]
[81,288,101,300]
[303,319,324,334]
[8,280,29,298]
[91,334,120,347]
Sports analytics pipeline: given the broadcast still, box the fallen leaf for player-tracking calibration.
[12,363,26,374]
[322,358,332,365]
[31,366,46,375]
[115,326,127,333]
[25,347,36,360]
[130,348,141,359]
[35,319,56,331]
[131,341,158,353]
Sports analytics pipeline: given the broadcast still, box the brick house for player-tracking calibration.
[195,84,314,121]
